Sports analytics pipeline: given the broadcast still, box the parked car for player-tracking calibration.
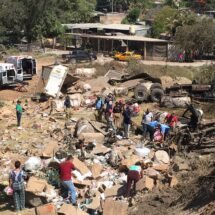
[62,50,97,64]
[5,56,36,80]
[113,51,142,61]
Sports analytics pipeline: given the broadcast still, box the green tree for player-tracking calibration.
[122,7,141,24]
[175,19,215,61]
[166,10,197,36]
[0,0,96,46]
[152,6,177,38]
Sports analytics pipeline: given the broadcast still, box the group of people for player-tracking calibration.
[9,155,77,214]
[95,94,180,142]
[95,94,141,138]
[142,110,178,143]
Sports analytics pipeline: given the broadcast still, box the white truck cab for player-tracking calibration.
[0,63,23,85]
[5,56,36,80]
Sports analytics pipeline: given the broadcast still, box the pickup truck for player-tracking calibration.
[62,50,97,64]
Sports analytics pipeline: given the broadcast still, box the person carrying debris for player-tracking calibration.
[142,109,153,139]
[95,96,104,122]
[64,95,72,119]
[123,105,132,139]
[59,155,77,206]
[9,160,27,214]
[126,162,143,197]
[16,100,23,129]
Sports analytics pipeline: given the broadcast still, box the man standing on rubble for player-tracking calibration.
[59,155,77,206]
[16,100,23,129]
[123,105,132,139]
[49,97,56,115]
[9,160,27,214]
[142,109,153,139]
[95,96,104,122]
[64,95,72,119]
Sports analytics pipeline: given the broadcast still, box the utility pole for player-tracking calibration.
[112,0,114,13]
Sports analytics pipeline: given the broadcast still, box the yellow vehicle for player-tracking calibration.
[113,51,142,61]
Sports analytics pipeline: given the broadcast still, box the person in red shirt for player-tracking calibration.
[59,155,77,205]
[165,112,178,129]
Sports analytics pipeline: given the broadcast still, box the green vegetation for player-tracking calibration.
[194,64,215,84]
[0,0,95,45]
[175,19,215,61]
[152,6,177,37]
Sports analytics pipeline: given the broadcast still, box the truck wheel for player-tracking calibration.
[134,85,149,101]
[150,88,164,103]
[150,83,163,91]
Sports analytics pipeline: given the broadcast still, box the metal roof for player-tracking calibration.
[63,23,149,31]
[66,33,168,43]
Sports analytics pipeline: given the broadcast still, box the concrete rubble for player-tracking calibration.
[0,66,214,215]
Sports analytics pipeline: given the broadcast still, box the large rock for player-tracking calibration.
[136,176,154,191]
[103,199,128,215]
[42,141,59,158]
[154,150,170,164]
[26,177,48,193]
[73,157,91,175]
[58,203,89,215]
[79,133,105,144]
[120,155,141,169]
[75,119,94,137]
[36,203,57,215]
[91,163,103,179]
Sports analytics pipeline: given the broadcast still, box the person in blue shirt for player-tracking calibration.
[147,120,159,141]
[160,123,170,141]
[95,96,104,122]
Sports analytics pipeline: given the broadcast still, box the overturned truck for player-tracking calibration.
[166,82,215,102]
[108,72,164,102]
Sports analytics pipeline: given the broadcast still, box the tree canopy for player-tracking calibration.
[0,0,96,44]
[175,18,215,60]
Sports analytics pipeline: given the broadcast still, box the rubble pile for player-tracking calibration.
[0,101,187,215]
[0,65,214,215]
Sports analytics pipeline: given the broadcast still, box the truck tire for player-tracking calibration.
[134,85,149,101]
[150,83,163,91]
[150,88,164,102]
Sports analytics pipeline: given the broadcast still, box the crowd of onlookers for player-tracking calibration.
[95,93,179,143]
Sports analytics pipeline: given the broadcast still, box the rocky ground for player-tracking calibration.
[0,54,214,215]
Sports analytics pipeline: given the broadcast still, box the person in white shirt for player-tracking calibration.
[142,109,153,139]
